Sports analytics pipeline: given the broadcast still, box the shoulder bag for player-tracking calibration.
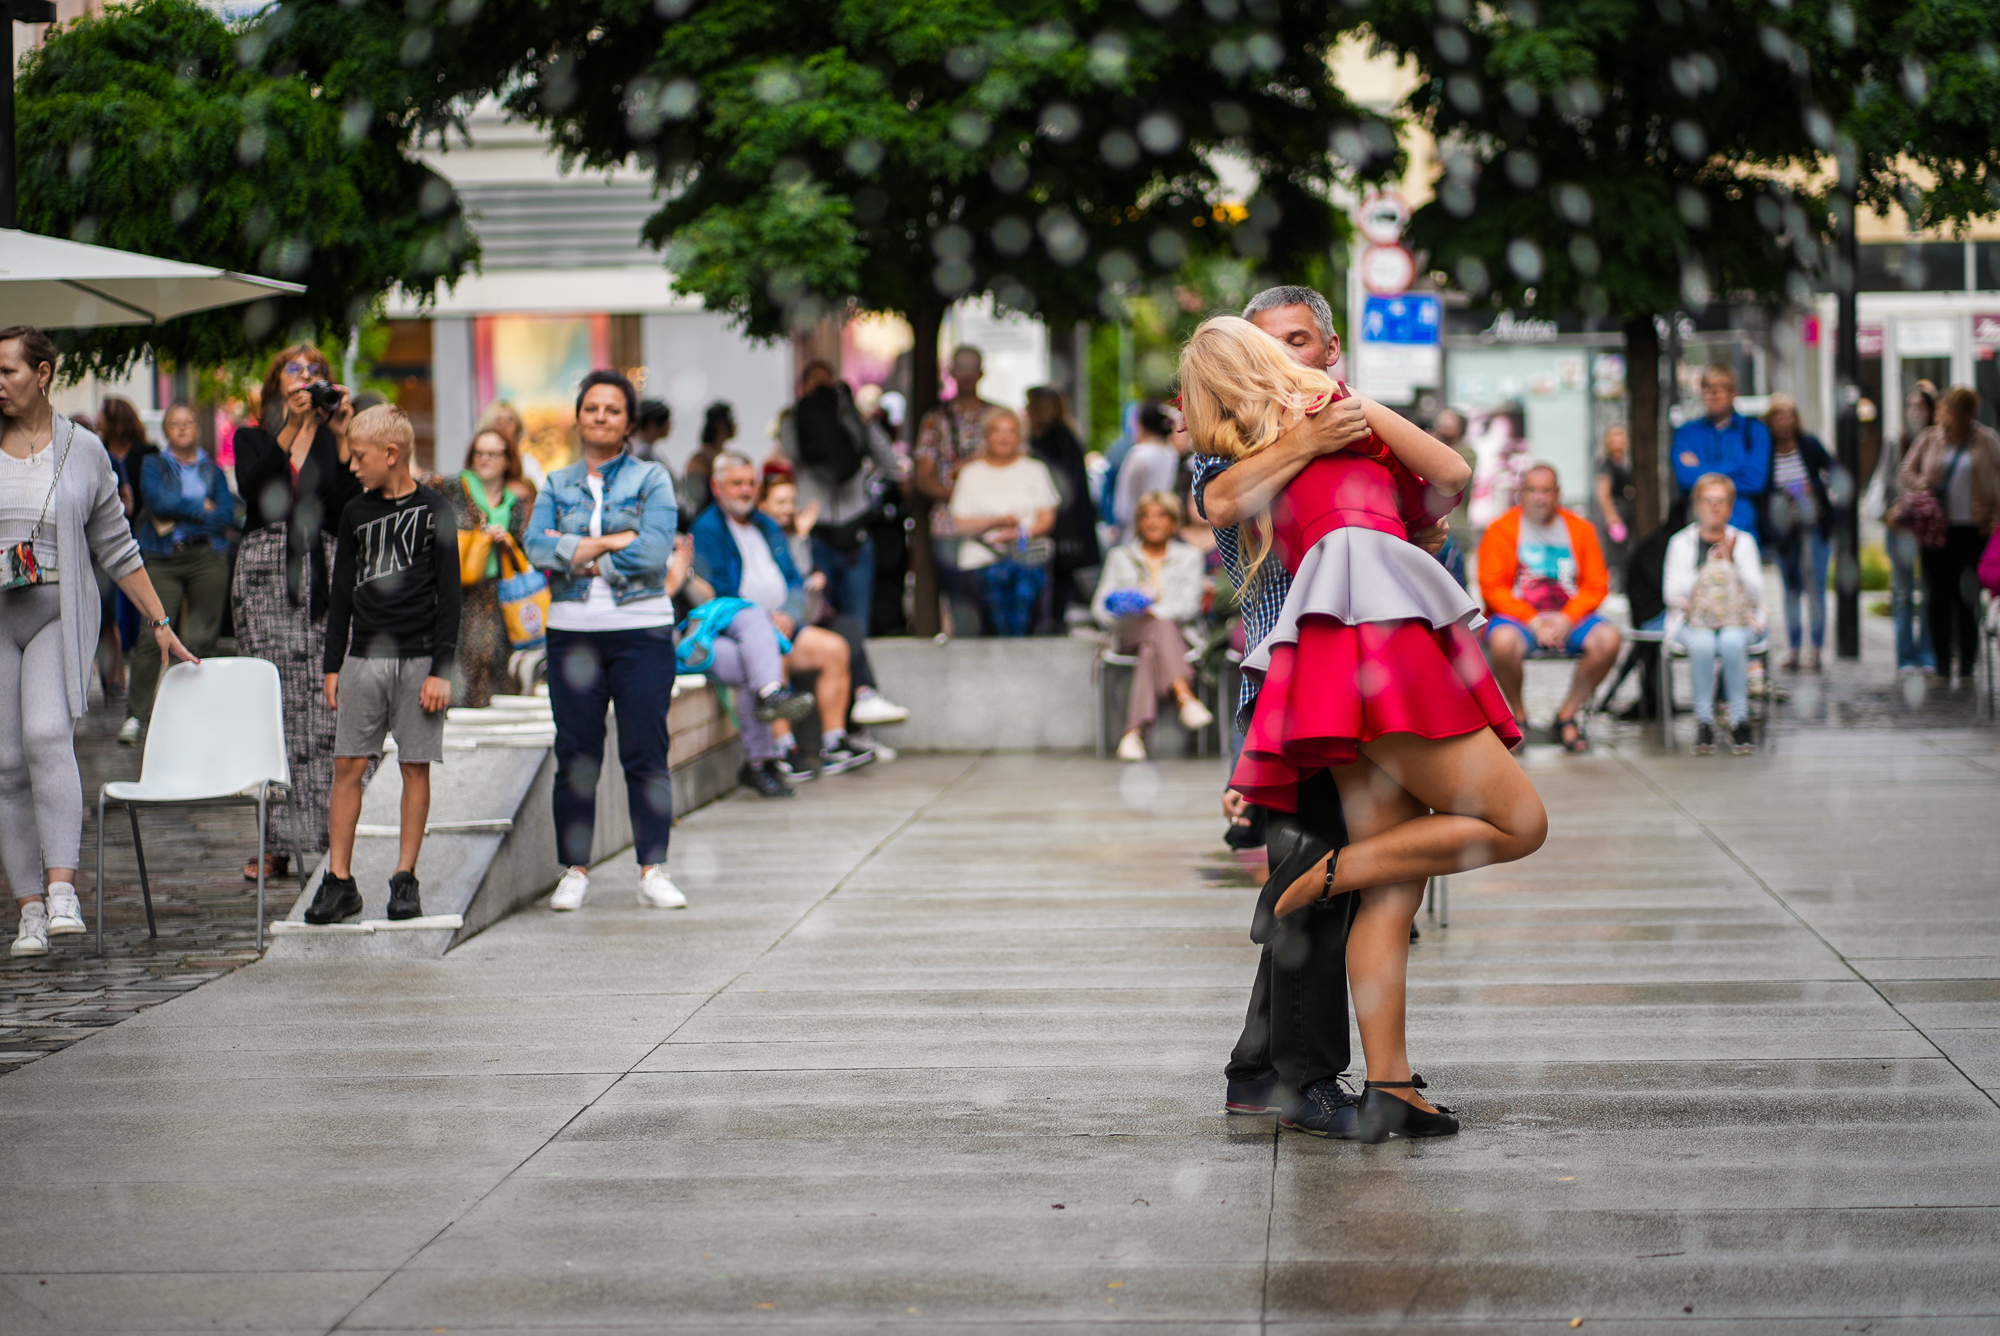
[0,419,77,591]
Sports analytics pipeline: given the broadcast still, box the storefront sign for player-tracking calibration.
[1476,310,1559,344]
[1857,323,1884,357]
[1973,314,2000,346]
[1896,318,1955,356]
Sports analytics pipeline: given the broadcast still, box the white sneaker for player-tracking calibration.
[117,716,142,746]
[12,901,49,956]
[637,867,687,909]
[549,868,590,911]
[45,886,85,935]
[849,691,909,726]
[1116,729,1148,762]
[1178,697,1215,731]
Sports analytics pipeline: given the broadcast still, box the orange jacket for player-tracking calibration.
[1478,507,1609,625]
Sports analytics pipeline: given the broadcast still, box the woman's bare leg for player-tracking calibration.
[1332,761,1437,1114]
[1276,728,1546,918]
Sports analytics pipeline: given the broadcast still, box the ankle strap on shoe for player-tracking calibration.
[1365,1080,1415,1089]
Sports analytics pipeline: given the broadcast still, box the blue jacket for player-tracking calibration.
[136,450,232,555]
[691,505,807,626]
[1672,413,1771,534]
[523,453,679,604]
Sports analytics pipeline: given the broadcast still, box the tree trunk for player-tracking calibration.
[1623,314,1663,536]
[906,301,945,637]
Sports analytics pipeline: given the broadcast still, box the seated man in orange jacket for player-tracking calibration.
[1478,462,1623,753]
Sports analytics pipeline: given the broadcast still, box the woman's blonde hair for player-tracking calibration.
[1177,314,1336,586]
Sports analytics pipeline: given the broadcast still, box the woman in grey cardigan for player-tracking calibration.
[1092,490,1213,760]
[0,328,195,956]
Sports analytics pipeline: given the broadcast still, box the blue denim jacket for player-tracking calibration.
[136,450,233,556]
[524,453,679,604]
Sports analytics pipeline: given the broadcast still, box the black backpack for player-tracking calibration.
[793,383,864,485]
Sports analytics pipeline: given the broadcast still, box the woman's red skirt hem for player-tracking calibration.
[1230,616,1522,813]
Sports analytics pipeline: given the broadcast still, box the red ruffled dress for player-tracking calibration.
[1229,412,1521,813]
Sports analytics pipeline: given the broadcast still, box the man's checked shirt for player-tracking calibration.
[1190,453,1286,726]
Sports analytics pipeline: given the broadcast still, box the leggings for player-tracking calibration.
[0,586,79,899]
[702,609,788,763]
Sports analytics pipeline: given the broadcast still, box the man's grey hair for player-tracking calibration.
[1242,286,1336,347]
[712,450,757,478]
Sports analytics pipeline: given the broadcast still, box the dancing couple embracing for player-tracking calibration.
[1186,288,1547,1144]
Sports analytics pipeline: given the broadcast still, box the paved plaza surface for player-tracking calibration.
[1,693,1996,1333]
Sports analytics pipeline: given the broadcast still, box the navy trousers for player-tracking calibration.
[547,625,676,869]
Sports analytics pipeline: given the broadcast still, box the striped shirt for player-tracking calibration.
[1190,452,1288,724]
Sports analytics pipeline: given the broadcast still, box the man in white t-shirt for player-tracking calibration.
[692,455,875,774]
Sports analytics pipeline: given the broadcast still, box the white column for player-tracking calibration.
[431,316,476,476]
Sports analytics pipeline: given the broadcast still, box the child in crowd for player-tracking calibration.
[306,405,461,925]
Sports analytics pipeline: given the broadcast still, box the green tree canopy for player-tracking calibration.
[1358,0,2000,532]
[18,0,476,382]
[264,0,1399,414]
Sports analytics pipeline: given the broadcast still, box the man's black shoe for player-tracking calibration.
[1279,1078,1361,1138]
[1223,800,1269,852]
[1225,1073,1290,1115]
[739,758,795,799]
[304,874,363,925]
[386,870,422,920]
[752,685,816,724]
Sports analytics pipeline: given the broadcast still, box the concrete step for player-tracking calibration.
[265,679,741,961]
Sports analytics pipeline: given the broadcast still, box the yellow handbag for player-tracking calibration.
[494,533,550,649]
[457,527,494,586]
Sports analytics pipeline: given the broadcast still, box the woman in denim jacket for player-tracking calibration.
[524,370,691,915]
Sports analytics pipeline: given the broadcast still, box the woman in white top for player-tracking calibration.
[1664,473,1766,755]
[1091,491,1214,760]
[947,409,1059,636]
[0,327,197,956]
[524,370,693,914]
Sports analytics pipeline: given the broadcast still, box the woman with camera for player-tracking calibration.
[231,343,361,882]
[0,327,196,955]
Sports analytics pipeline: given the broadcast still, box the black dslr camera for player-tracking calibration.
[306,380,345,419]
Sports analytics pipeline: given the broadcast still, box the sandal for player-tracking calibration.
[242,853,289,882]
[1555,715,1590,753]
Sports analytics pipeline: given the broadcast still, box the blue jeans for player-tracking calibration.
[974,560,1047,637]
[812,534,875,632]
[1678,624,1753,726]
[1774,530,1832,652]
[547,625,676,869]
[1886,528,1935,670]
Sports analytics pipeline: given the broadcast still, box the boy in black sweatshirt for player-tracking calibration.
[305,405,461,925]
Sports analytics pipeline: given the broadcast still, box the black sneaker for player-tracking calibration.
[386,870,422,920]
[752,685,816,724]
[774,753,817,783]
[820,739,877,775]
[1279,1079,1361,1138]
[1693,721,1716,755]
[303,874,363,925]
[1730,720,1755,754]
[738,758,795,799]
[1225,1073,1289,1115]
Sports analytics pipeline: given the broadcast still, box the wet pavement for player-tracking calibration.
[0,706,273,1075]
[0,654,1993,1331]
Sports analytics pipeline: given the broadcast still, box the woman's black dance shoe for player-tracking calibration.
[1355,1080,1459,1143]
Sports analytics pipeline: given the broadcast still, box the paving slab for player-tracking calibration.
[0,710,1996,1331]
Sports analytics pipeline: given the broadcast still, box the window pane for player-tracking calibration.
[1858,242,1965,292]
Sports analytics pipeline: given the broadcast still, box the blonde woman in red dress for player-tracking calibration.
[1179,315,1546,1142]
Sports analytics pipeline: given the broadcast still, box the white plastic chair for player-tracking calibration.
[95,659,307,953]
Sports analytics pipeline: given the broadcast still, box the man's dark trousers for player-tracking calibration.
[1224,768,1353,1098]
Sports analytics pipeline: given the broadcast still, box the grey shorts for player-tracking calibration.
[333,657,447,764]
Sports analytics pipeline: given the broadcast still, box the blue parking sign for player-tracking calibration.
[1361,294,1441,345]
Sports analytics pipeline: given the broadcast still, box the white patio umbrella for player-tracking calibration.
[0,228,304,329]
